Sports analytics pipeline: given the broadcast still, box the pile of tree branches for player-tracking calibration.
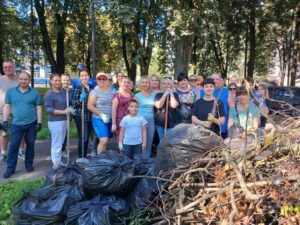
[145,115,300,225]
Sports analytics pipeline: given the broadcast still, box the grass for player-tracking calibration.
[0,178,45,224]
[35,87,78,140]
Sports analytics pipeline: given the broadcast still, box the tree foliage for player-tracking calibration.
[0,0,299,84]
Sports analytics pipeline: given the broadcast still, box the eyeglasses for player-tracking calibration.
[97,78,108,81]
[189,79,197,82]
[229,88,236,91]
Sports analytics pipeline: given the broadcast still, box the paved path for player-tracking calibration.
[0,138,118,183]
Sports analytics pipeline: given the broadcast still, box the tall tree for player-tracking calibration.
[34,0,74,74]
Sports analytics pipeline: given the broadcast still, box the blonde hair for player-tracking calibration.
[160,76,174,90]
[258,83,269,99]
[138,76,152,91]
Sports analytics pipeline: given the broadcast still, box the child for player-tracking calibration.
[118,99,147,160]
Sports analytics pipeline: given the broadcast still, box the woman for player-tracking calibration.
[111,76,134,141]
[191,79,225,135]
[228,82,238,108]
[257,83,270,129]
[154,77,180,140]
[176,72,196,123]
[150,74,161,93]
[228,86,260,132]
[71,69,93,158]
[88,72,114,154]
[44,74,70,169]
[135,76,156,158]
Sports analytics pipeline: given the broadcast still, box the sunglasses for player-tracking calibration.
[229,87,236,91]
[189,79,197,82]
[97,78,108,81]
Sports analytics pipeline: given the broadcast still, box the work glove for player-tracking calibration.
[99,113,110,123]
[35,123,42,132]
[118,143,123,151]
[208,113,219,125]
[79,93,88,102]
[202,121,212,129]
[2,121,8,132]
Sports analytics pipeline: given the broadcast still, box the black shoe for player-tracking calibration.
[3,170,14,179]
[26,166,34,173]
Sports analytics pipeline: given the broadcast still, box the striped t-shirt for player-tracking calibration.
[90,87,114,119]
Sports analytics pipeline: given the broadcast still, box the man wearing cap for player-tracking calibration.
[72,63,97,89]
[0,60,19,163]
[2,71,42,178]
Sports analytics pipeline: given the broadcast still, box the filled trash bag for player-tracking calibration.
[45,164,82,187]
[67,194,129,225]
[13,184,84,225]
[82,150,137,196]
[154,124,222,173]
[125,169,159,210]
[134,158,154,175]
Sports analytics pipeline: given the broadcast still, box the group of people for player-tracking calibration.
[0,60,270,179]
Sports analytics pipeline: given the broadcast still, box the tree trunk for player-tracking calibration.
[244,29,248,78]
[34,0,57,72]
[0,2,4,74]
[247,4,256,79]
[55,13,66,74]
[290,3,300,86]
[174,33,194,75]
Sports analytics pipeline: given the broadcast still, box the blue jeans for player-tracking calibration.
[74,115,92,158]
[123,144,142,160]
[7,121,37,172]
[142,118,155,159]
[156,125,173,141]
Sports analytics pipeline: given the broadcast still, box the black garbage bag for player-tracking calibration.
[13,184,84,225]
[134,158,154,175]
[45,163,82,187]
[125,169,159,210]
[154,124,222,173]
[82,150,137,196]
[67,194,129,225]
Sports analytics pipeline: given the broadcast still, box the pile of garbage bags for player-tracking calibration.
[13,151,158,225]
[12,125,221,224]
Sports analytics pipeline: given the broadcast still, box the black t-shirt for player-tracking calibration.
[191,98,225,134]
[154,92,180,128]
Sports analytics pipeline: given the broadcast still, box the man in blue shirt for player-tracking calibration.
[2,71,43,179]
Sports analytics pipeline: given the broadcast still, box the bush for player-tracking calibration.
[0,178,45,224]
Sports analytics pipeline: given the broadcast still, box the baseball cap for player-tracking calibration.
[76,63,86,71]
[96,72,109,79]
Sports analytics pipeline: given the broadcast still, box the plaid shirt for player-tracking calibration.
[71,83,92,121]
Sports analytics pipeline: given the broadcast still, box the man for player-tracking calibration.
[112,71,126,91]
[200,73,229,138]
[0,61,19,162]
[2,71,42,178]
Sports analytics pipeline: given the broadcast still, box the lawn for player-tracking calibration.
[35,87,78,140]
[0,178,45,224]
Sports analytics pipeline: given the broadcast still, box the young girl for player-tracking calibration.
[118,99,147,160]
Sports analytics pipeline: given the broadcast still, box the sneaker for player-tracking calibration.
[3,170,14,179]
[18,150,25,160]
[0,154,7,163]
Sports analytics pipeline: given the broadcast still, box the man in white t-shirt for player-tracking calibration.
[0,61,18,162]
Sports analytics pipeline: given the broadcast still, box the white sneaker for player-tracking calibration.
[0,154,7,163]
[18,150,25,160]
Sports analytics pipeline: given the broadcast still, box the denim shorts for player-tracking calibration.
[92,117,112,138]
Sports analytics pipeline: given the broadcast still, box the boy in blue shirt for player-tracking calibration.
[118,99,147,160]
